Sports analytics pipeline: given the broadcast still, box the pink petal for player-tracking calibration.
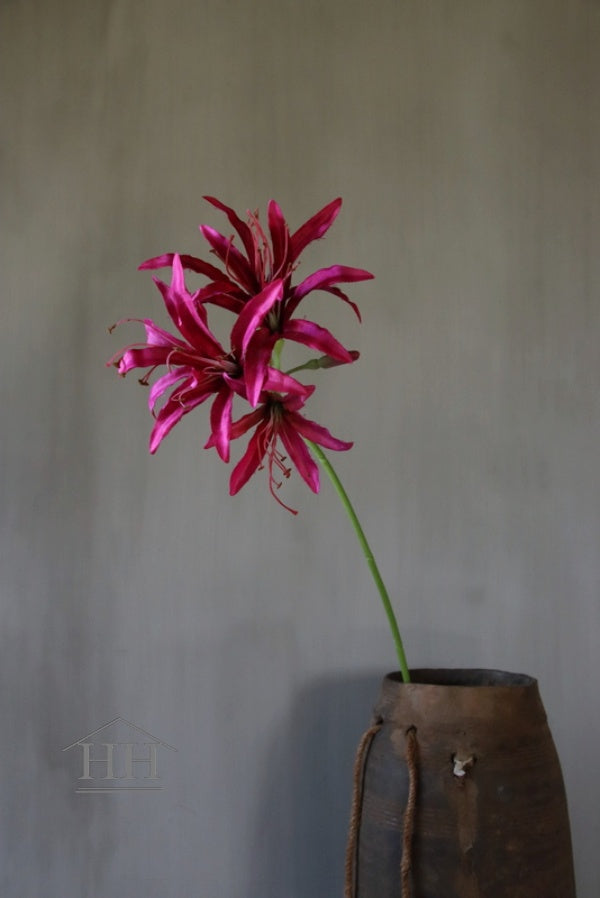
[318,286,361,321]
[116,346,172,375]
[243,329,277,407]
[286,264,372,319]
[209,388,234,462]
[230,280,284,358]
[227,406,265,440]
[154,258,224,356]
[199,225,257,292]
[194,280,245,314]
[148,369,190,412]
[281,386,315,413]
[229,424,268,494]
[141,315,187,348]
[139,252,227,282]
[289,198,342,261]
[205,403,263,450]
[282,318,353,363]
[223,372,248,400]
[149,399,186,453]
[203,196,257,265]
[267,200,290,274]
[285,410,353,452]
[278,421,320,492]
[262,368,312,398]
[148,391,208,453]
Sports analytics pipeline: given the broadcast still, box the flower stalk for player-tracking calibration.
[306,440,411,682]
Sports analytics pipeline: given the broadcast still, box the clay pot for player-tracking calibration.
[348,669,576,898]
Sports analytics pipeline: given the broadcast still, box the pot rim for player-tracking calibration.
[385,668,537,688]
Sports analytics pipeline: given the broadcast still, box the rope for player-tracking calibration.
[344,718,383,898]
[344,722,419,898]
[401,727,418,898]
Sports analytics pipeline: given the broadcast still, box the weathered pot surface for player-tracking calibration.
[351,668,576,898]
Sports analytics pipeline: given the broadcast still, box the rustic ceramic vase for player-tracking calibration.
[347,669,576,898]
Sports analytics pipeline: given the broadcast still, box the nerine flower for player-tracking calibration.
[222,382,353,513]
[109,198,371,508]
[140,197,373,405]
[109,254,274,460]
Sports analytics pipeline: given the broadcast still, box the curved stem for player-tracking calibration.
[306,440,411,682]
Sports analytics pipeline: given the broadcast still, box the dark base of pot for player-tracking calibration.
[349,668,576,898]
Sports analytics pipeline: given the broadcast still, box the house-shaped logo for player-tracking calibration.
[62,717,176,793]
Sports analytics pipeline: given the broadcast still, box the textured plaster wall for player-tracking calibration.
[1,1,599,896]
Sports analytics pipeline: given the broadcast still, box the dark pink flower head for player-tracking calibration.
[107,254,245,460]
[221,378,353,514]
[139,197,373,405]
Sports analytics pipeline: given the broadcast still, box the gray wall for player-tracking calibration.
[2,1,599,896]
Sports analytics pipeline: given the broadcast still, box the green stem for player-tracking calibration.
[286,358,321,376]
[306,440,411,682]
[271,338,284,371]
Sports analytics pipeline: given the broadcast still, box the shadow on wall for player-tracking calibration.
[248,671,382,898]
